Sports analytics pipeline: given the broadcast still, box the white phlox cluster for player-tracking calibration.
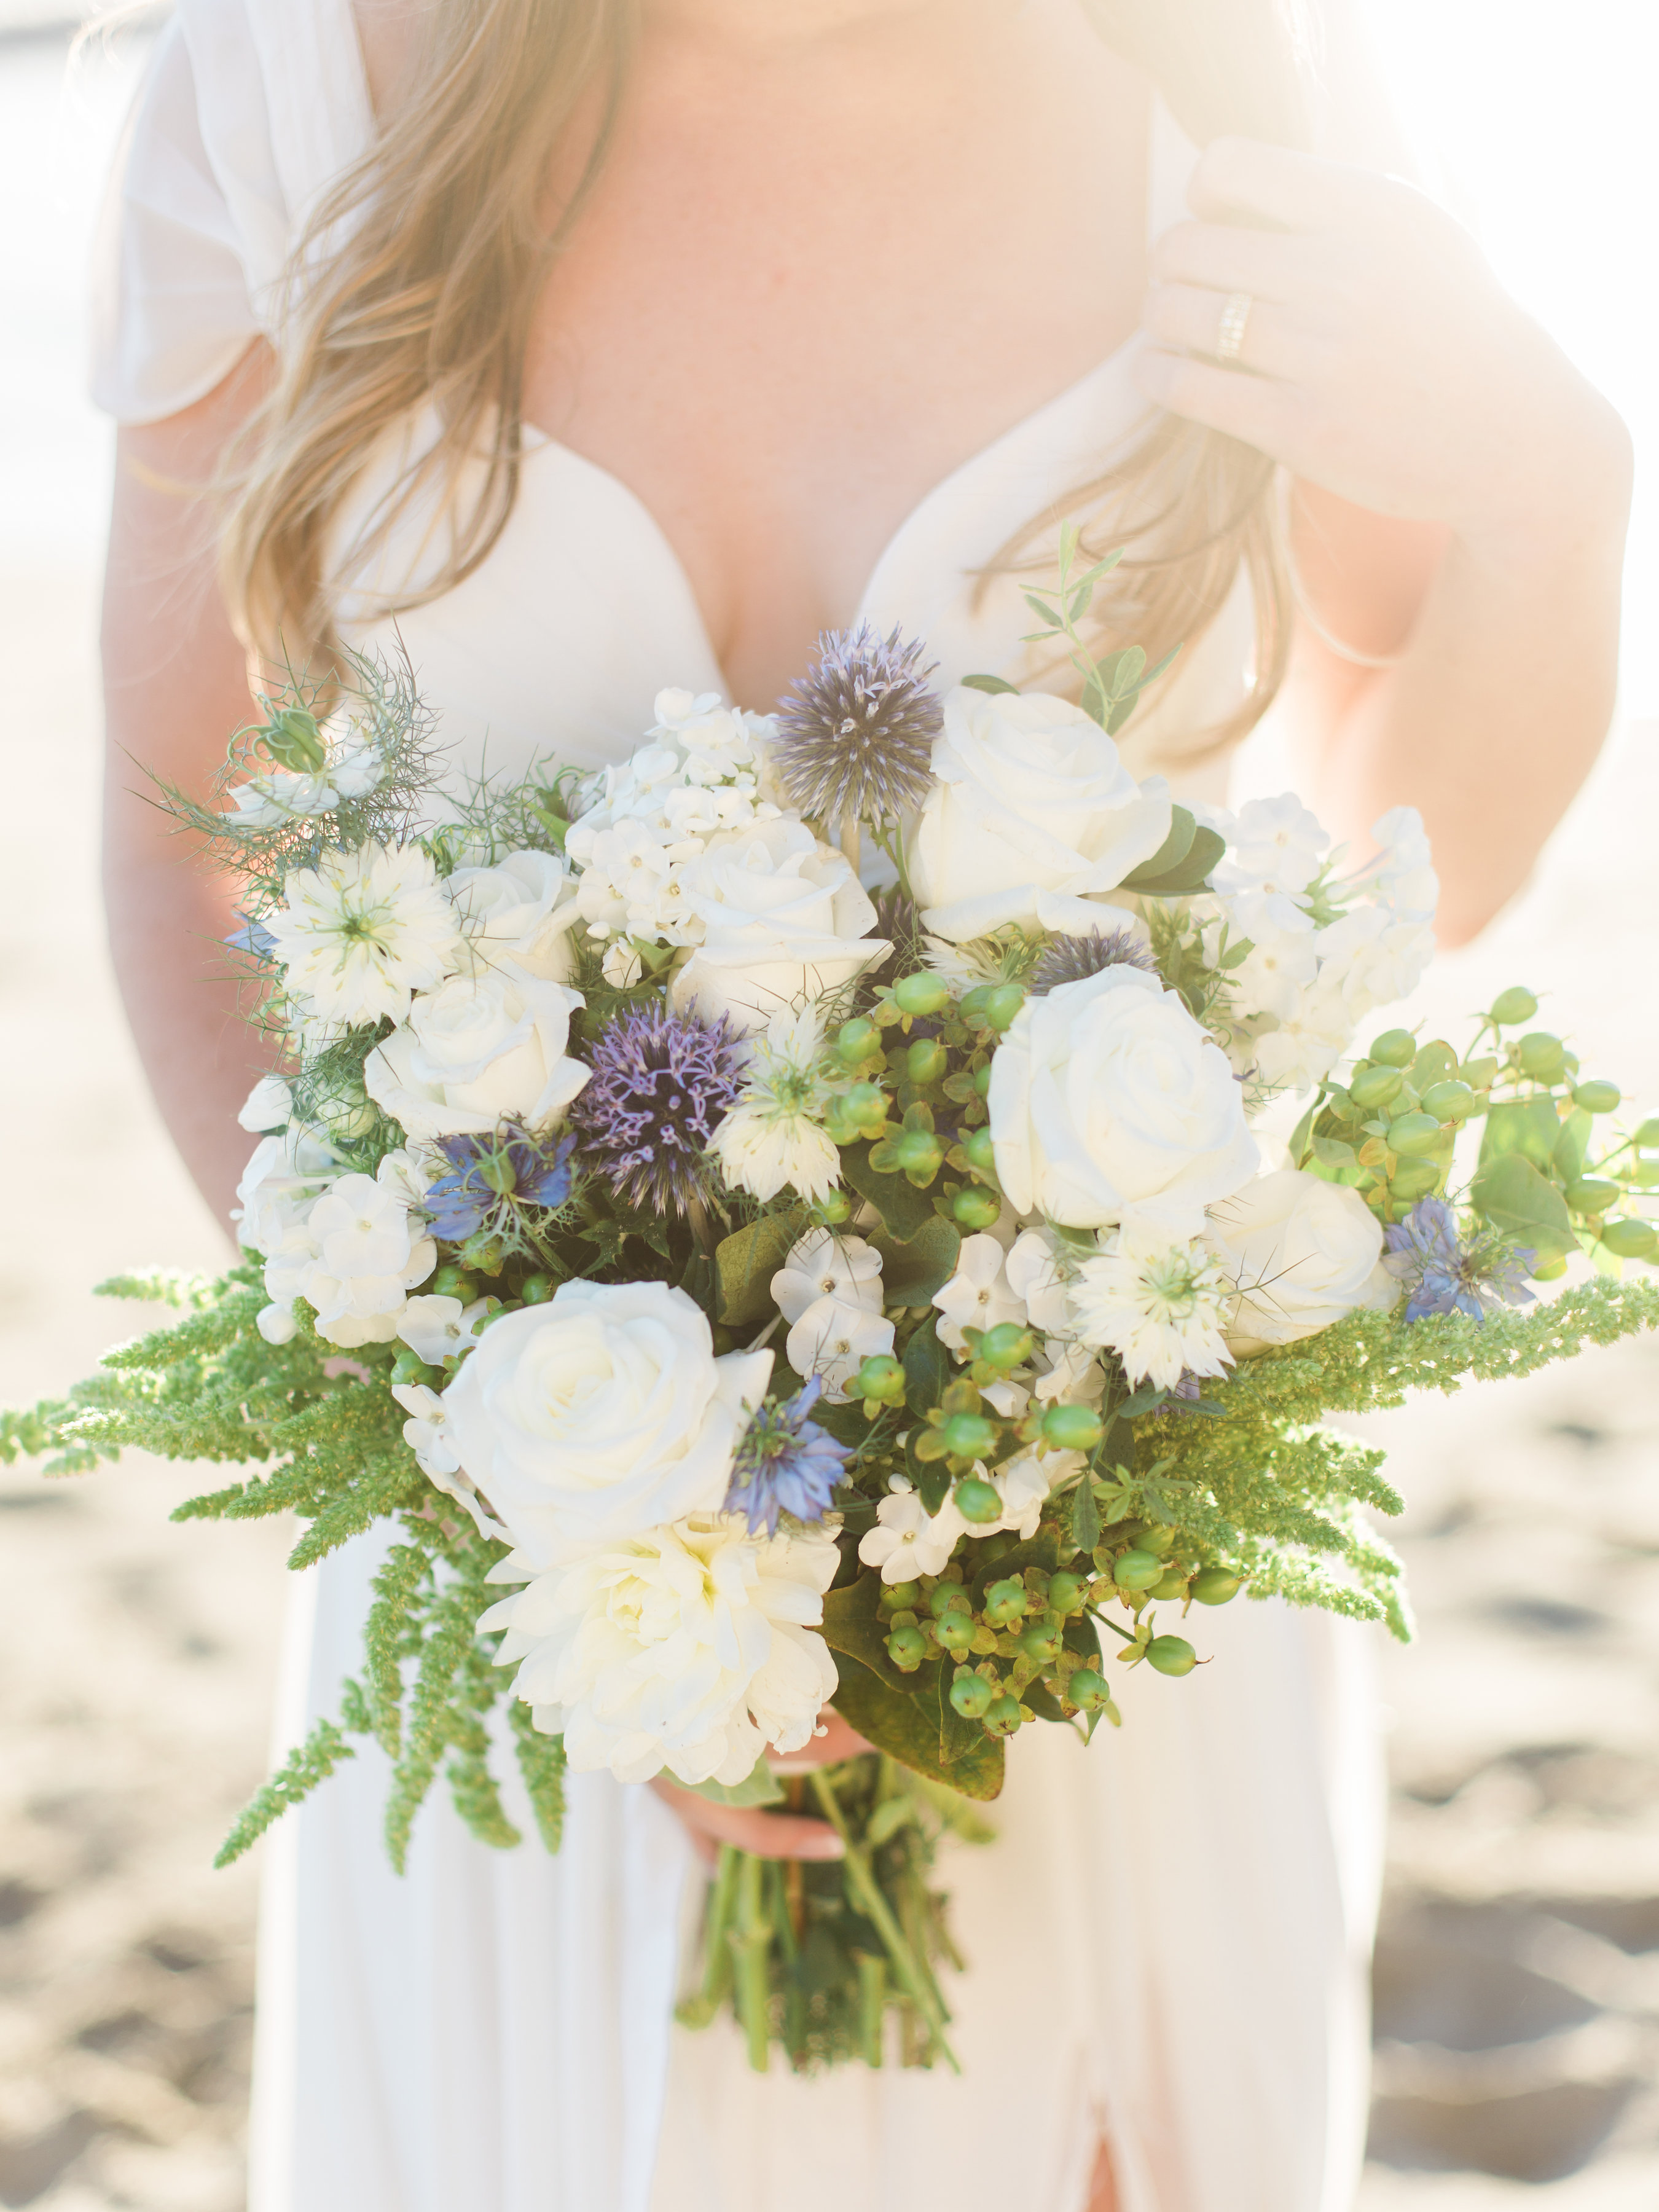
[772,1228,894,1400]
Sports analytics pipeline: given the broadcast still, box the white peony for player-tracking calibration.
[264,842,464,1027]
[931,1233,1028,1353]
[262,1150,437,1349]
[439,1281,773,1561]
[989,965,1259,1234]
[858,1478,967,1584]
[908,686,1173,943]
[1206,1169,1399,1354]
[363,962,590,1139]
[481,1515,840,1787]
[669,817,889,1036]
[445,849,582,982]
[1067,1222,1234,1391]
[708,1005,841,1204]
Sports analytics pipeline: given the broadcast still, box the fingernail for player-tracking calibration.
[799,1834,845,1860]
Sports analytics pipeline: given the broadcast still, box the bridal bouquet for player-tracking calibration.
[9,533,1659,2073]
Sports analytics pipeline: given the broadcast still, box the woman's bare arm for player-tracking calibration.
[101,344,273,1228]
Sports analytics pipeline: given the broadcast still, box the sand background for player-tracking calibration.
[2,14,1658,2209]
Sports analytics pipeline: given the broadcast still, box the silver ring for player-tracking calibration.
[1216,291,1253,367]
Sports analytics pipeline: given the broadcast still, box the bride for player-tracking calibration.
[94,1,1629,2206]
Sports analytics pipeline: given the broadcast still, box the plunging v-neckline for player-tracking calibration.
[516,333,1149,700]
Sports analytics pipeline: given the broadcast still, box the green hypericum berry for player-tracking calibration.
[844,1081,888,1129]
[928,1582,970,1618]
[983,1694,1024,1737]
[949,1673,994,1720]
[1047,1571,1088,1615]
[1018,1620,1064,1664]
[952,1186,1002,1230]
[853,1354,907,1405]
[460,1232,505,1275]
[941,1413,997,1461]
[1566,1179,1620,1215]
[390,1350,441,1388]
[1068,1668,1110,1711]
[1150,1569,1188,1600]
[978,1322,1033,1371]
[1601,1218,1658,1259]
[983,1578,1030,1627]
[431,1265,479,1302]
[982,984,1026,1033]
[1113,1548,1164,1593]
[879,1580,922,1611]
[1041,1404,1104,1452]
[893,971,950,1017]
[517,1273,555,1305]
[1347,1064,1403,1110]
[964,1126,996,1173]
[952,1475,1003,1524]
[906,1037,948,1086]
[1491,986,1539,1027]
[1369,1029,1417,1068]
[835,1016,880,1065]
[1389,1159,1441,1201]
[812,1188,853,1225]
[1518,1032,1566,1082]
[895,1130,944,1176]
[973,1064,993,1099]
[936,1612,977,1656]
[1190,1567,1243,1606]
[1420,1079,1476,1123]
[886,1625,927,1669]
[1146,1635,1198,1677]
[1573,1080,1622,1115]
[1386,1112,1441,1156]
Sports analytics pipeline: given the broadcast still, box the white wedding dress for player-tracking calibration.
[92,8,1386,2209]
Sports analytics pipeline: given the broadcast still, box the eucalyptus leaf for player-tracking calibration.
[1068,1474,1101,1553]
[1121,825,1226,898]
[959,672,1021,696]
[1120,804,1196,887]
[1469,1152,1578,1266]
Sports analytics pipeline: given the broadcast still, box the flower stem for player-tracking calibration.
[855,1950,887,2066]
[729,1848,772,2072]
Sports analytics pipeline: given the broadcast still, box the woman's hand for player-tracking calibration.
[1136,137,1626,548]
[649,1709,875,1865]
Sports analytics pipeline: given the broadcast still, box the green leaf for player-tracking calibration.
[959,672,1021,696]
[1068,1473,1100,1553]
[1478,1096,1562,1175]
[1120,805,1196,887]
[911,1436,952,1517]
[965,1528,1062,1601]
[1097,644,1148,697]
[902,1316,949,1417]
[1022,592,1061,628]
[1553,1106,1593,1186]
[1121,825,1227,898]
[713,1206,809,1326]
[830,1655,1006,1802]
[686,1755,786,1808]
[1470,1152,1578,1266]
[1287,1096,1320,1171]
[842,1147,938,1241]
[821,1577,913,1691]
[873,1217,960,1305]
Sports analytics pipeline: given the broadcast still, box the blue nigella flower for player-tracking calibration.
[226,911,278,959]
[724,1378,851,1539]
[567,1002,742,1217]
[1383,1196,1536,1324]
[425,1127,575,1242]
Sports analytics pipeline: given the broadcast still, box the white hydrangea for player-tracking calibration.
[1067,1222,1234,1392]
[708,1005,841,1204]
[261,1150,436,1349]
[858,1478,967,1584]
[481,1515,840,1787]
[264,842,464,1028]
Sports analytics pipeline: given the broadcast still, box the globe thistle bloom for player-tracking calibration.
[773,623,942,828]
[424,1126,576,1242]
[709,1005,841,1204]
[1383,1197,1535,1324]
[723,1378,851,1537]
[1029,924,1159,997]
[568,1003,743,1215]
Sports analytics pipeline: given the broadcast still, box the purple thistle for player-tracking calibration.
[1384,1196,1536,1324]
[567,1003,742,1216]
[425,1127,575,1242]
[774,623,943,826]
[1029,925,1159,997]
[724,1378,850,1537]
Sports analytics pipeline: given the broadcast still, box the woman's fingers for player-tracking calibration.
[649,1776,846,1867]
[1186,135,1381,231]
[1151,218,1306,304]
[1141,283,1298,380]
[768,1707,876,1772]
[1132,344,1298,455]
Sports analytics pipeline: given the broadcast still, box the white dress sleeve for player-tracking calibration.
[89,0,373,425]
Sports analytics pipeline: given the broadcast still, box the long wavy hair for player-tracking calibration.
[222,0,1317,756]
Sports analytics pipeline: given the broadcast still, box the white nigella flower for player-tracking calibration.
[709,1005,841,1204]
[395,1294,488,1367]
[858,1477,967,1584]
[1067,1223,1233,1392]
[264,842,465,1027]
[931,1232,1027,1354]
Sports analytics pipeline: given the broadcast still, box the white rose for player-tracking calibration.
[445,849,582,982]
[439,1280,774,1561]
[363,961,590,1139]
[481,1515,839,1787]
[669,817,888,1036]
[990,966,1259,1233]
[908,686,1174,943]
[1206,1169,1399,1354]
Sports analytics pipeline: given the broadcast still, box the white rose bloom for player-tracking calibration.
[439,1281,773,1561]
[989,965,1259,1234]
[396,1294,489,1367]
[1207,1169,1399,1355]
[908,686,1174,943]
[363,962,589,1139]
[771,1227,883,1323]
[669,817,888,1036]
[391,1382,507,1541]
[1068,1223,1234,1392]
[264,842,464,1027]
[445,849,582,982]
[266,1150,437,1349]
[711,1006,841,1204]
[784,1296,895,1402]
[858,1478,967,1584]
[931,1233,1027,1353]
[482,1515,840,1787]
[237,1074,293,1132]
[1005,1228,1073,1335]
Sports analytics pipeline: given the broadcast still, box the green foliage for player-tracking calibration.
[214,1717,358,1868]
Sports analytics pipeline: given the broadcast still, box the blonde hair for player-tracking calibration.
[224,0,1316,754]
